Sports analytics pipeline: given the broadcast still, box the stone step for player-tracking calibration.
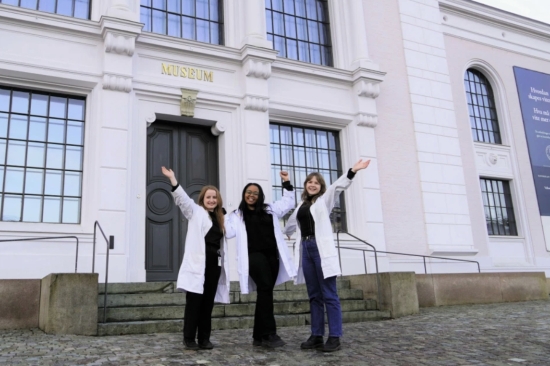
[98,279,351,294]
[98,299,378,322]
[97,310,390,336]
[99,288,364,308]
[98,282,174,295]
[235,288,363,304]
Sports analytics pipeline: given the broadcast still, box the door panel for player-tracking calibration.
[146,122,218,281]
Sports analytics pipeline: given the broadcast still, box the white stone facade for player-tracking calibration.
[0,0,549,282]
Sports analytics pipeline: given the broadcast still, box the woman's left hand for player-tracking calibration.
[351,159,371,173]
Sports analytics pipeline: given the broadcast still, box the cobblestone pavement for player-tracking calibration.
[2,300,550,366]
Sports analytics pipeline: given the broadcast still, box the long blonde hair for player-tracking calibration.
[198,185,225,232]
[301,172,327,203]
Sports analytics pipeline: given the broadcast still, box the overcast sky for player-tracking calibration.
[473,0,550,24]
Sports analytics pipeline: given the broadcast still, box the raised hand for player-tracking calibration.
[161,166,178,186]
[351,159,371,173]
[280,171,290,182]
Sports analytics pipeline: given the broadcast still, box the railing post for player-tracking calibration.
[363,251,367,274]
[423,257,427,274]
[92,223,97,274]
[74,237,79,273]
[103,235,113,324]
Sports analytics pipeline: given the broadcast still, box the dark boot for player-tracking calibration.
[300,335,324,349]
[261,334,285,348]
[198,339,214,350]
[184,338,199,350]
[253,338,262,347]
[322,337,341,352]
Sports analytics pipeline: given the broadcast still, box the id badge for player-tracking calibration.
[218,256,222,267]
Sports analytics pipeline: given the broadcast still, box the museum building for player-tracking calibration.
[1,0,550,283]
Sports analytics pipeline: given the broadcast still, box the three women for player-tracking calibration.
[164,158,370,352]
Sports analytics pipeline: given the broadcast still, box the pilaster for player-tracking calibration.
[239,45,277,192]
[397,0,476,255]
[95,16,142,281]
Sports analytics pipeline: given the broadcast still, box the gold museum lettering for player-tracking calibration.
[161,63,213,82]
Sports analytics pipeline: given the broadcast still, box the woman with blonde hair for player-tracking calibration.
[284,159,371,352]
[161,166,234,350]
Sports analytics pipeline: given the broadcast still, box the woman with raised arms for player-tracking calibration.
[161,166,234,351]
[226,171,297,348]
[283,159,371,352]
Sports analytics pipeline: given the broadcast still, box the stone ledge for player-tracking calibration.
[0,279,40,330]
[417,272,549,307]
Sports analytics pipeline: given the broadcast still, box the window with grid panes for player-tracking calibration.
[140,0,223,45]
[464,69,502,144]
[0,86,85,224]
[480,178,517,236]
[265,0,333,66]
[0,0,90,19]
[269,123,345,232]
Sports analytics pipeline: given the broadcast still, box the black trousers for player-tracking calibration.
[248,248,279,340]
[183,248,221,342]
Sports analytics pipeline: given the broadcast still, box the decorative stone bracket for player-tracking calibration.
[102,74,132,93]
[356,113,378,128]
[244,95,269,112]
[244,59,272,80]
[104,32,135,56]
[356,79,381,98]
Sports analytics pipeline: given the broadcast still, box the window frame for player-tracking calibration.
[265,0,333,66]
[269,122,346,232]
[0,85,86,224]
[0,0,91,19]
[464,68,502,145]
[479,178,518,237]
[140,0,224,45]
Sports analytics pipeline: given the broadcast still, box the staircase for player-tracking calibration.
[97,279,390,336]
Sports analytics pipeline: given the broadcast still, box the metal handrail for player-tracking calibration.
[0,236,80,272]
[337,231,481,274]
[336,230,382,310]
[93,221,114,324]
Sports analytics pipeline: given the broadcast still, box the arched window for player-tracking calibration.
[464,69,501,144]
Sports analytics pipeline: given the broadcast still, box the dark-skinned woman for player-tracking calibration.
[226,171,297,348]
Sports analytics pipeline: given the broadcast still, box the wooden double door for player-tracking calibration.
[145,121,218,282]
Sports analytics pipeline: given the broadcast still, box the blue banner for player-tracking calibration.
[514,67,550,216]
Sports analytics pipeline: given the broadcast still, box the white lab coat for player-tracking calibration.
[172,185,234,304]
[226,187,297,294]
[283,173,353,284]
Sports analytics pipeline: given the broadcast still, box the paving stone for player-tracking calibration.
[2,300,550,365]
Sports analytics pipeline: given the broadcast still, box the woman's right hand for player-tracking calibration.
[161,166,178,186]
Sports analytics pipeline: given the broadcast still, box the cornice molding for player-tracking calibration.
[136,34,242,64]
[0,4,99,36]
[439,0,550,40]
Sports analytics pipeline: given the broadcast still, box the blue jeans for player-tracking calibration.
[302,237,342,337]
